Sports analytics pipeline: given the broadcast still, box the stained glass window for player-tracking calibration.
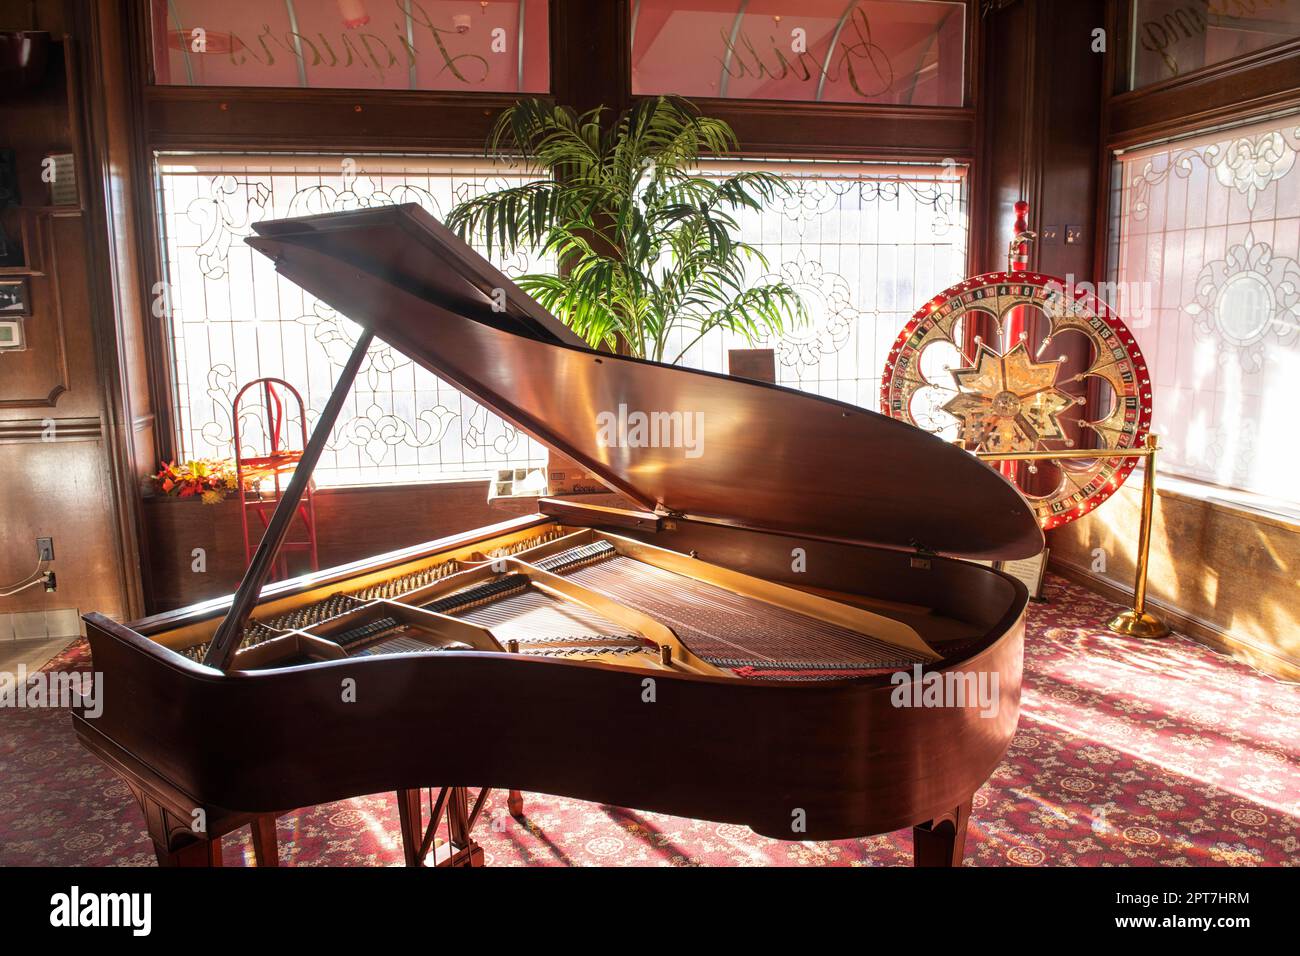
[156,154,967,487]
[1109,112,1300,504]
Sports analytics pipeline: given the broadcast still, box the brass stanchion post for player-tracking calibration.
[1106,434,1170,638]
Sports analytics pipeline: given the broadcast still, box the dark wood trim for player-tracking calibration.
[143,86,532,153]
[552,0,630,119]
[690,100,977,161]
[0,417,102,442]
[1092,0,1122,287]
[77,2,151,620]
[1019,0,1044,267]
[1104,0,1126,98]
[1106,11,1300,149]
[123,0,175,468]
[965,0,986,274]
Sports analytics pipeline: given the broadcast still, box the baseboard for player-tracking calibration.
[1048,556,1300,682]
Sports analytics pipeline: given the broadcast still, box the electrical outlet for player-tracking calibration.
[36,537,54,561]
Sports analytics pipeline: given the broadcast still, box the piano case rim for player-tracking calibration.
[73,602,1024,842]
[72,511,1028,845]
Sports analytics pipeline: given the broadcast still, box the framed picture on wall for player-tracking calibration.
[0,276,32,316]
[0,318,25,351]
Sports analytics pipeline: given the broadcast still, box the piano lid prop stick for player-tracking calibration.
[205,329,376,670]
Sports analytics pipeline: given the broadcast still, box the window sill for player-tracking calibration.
[1152,470,1300,532]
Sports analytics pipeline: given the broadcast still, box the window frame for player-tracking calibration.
[125,0,985,470]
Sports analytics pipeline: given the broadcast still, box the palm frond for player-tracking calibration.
[447,95,808,361]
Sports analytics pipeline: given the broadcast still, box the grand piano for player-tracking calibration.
[74,204,1043,867]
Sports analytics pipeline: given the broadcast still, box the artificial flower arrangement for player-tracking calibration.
[151,459,241,505]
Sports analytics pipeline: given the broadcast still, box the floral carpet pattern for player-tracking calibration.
[1,575,1297,867]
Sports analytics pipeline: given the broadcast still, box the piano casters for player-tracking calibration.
[912,797,973,867]
[131,786,281,867]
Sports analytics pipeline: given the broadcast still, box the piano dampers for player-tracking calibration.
[534,540,617,575]
[423,574,531,615]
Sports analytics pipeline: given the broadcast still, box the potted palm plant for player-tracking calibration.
[445,95,805,364]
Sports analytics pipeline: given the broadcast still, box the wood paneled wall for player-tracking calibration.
[0,2,146,624]
[972,0,1105,278]
[1050,484,1300,679]
[144,482,535,611]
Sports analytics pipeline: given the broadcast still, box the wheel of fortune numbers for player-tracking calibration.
[879,271,1153,530]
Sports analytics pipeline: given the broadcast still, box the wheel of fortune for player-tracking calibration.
[879,271,1153,530]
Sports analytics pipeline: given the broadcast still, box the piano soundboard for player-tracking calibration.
[175,524,944,680]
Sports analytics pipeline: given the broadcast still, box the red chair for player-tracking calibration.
[232,378,319,581]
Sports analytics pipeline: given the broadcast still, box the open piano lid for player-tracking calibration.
[248,204,1042,560]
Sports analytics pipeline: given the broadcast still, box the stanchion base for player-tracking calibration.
[1107,609,1170,639]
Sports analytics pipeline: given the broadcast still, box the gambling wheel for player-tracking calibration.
[880,271,1153,529]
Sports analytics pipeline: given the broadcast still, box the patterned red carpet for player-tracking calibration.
[1,575,1297,866]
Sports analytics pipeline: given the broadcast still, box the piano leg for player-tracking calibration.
[911,797,972,867]
[446,786,485,867]
[250,815,279,867]
[396,788,424,867]
[507,789,525,818]
[394,787,486,867]
[135,790,222,867]
[158,838,222,867]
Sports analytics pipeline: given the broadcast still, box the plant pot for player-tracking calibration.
[0,31,51,97]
